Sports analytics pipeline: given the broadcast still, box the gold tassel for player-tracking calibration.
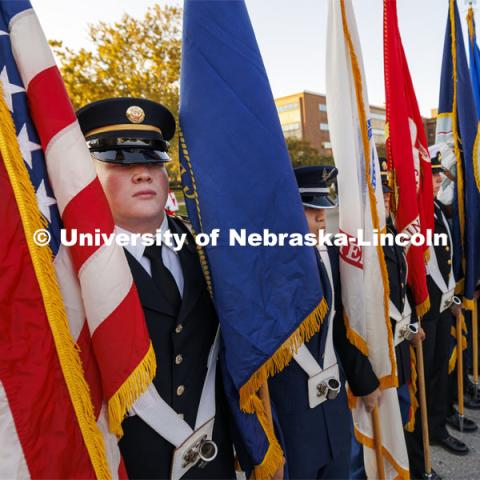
[405,345,418,432]
[108,343,157,437]
[0,84,111,477]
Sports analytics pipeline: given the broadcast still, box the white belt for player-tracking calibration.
[390,299,416,347]
[427,208,455,299]
[440,289,456,313]
[295,247,340,408]
[131,328,220,480]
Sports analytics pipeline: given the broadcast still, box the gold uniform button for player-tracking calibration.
[448,259,452,265]
[177,385,185,396]
[175,354,183,365]
[175,324,183,334]
[446,246,450,252]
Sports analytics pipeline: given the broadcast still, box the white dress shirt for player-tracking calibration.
[116,215,184,297]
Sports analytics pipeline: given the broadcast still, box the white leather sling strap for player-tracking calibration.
[131,328,220,479]
[293,247,340,408]
[427,206,455,312]
[390,297,414,347]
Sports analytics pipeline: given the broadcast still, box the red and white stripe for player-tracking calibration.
[3,8,152,477]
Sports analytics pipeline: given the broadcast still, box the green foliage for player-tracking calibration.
[50,4,182,183]
[285,137,333,167]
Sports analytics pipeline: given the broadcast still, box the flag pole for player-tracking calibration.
[372,404,385,480]
[414,330,432,476]
[473,300,478,396]
[456,310,465,431]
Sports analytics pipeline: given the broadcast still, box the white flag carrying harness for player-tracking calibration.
[294,247,340,409]
[130,329,220,480]
[427,206,456,312]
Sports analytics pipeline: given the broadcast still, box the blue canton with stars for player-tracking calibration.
[0,1,62,254]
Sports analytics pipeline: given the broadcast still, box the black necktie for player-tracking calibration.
[144,245,182,313]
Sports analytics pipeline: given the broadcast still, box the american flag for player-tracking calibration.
[0,1,155,477]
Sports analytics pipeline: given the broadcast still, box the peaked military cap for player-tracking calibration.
[77,97,176,164]
[431,151,445,173]
[379,157,392,193]
[294,165,338,209]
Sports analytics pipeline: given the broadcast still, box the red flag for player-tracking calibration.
[384,0,434,317]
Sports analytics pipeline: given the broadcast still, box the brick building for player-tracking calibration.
[275,91,437,157]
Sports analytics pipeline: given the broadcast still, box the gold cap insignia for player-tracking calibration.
[126,106,145,124]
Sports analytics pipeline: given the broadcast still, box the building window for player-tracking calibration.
[371,112,386,121]
[277,102,298,113]
[282,122,301,132]
[323,142,332,149]
[320,123,329,131]
[319,103,327,112]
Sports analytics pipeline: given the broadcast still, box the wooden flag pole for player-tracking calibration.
[456,310,465,431]
[473,301,478,396]
[415,337,432,475]
[372,404,385,480]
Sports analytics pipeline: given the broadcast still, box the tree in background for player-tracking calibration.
[286,137,334,168]
[51,4,182,184]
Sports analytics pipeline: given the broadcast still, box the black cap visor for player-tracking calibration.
[302,194,337,209]
[91,148,170,164]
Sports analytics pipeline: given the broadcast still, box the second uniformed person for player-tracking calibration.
[265,165,380,479]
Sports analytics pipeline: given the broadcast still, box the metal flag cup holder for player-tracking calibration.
[182,436,218,469]
[317,377,341,401]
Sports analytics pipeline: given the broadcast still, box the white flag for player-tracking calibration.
[326,1,409,478]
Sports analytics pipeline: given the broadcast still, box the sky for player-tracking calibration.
[31,0,479,117]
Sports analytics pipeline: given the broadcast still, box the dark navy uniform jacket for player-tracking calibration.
[424,201,455,316]
[383,221,417,386]
[267,246,379,479]
[119,216,235,480]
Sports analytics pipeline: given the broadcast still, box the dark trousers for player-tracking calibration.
[405,309,451,477]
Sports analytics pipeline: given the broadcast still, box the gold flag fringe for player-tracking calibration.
[343,312,369,356]
[424,247,431,265]
[353,426,410,480]
[416,296,430,319]
[250,395,285,479]
[405,345,419,432]
[108,343,156,437]
[340,0,397,385]
[234,283,328,478]
[448,323,468,374]
[239,298,328,414]
[0,84,111,477]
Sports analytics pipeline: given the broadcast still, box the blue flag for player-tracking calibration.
[436,0,480,308]
[467,6,480,118]
[179,0,327,475]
